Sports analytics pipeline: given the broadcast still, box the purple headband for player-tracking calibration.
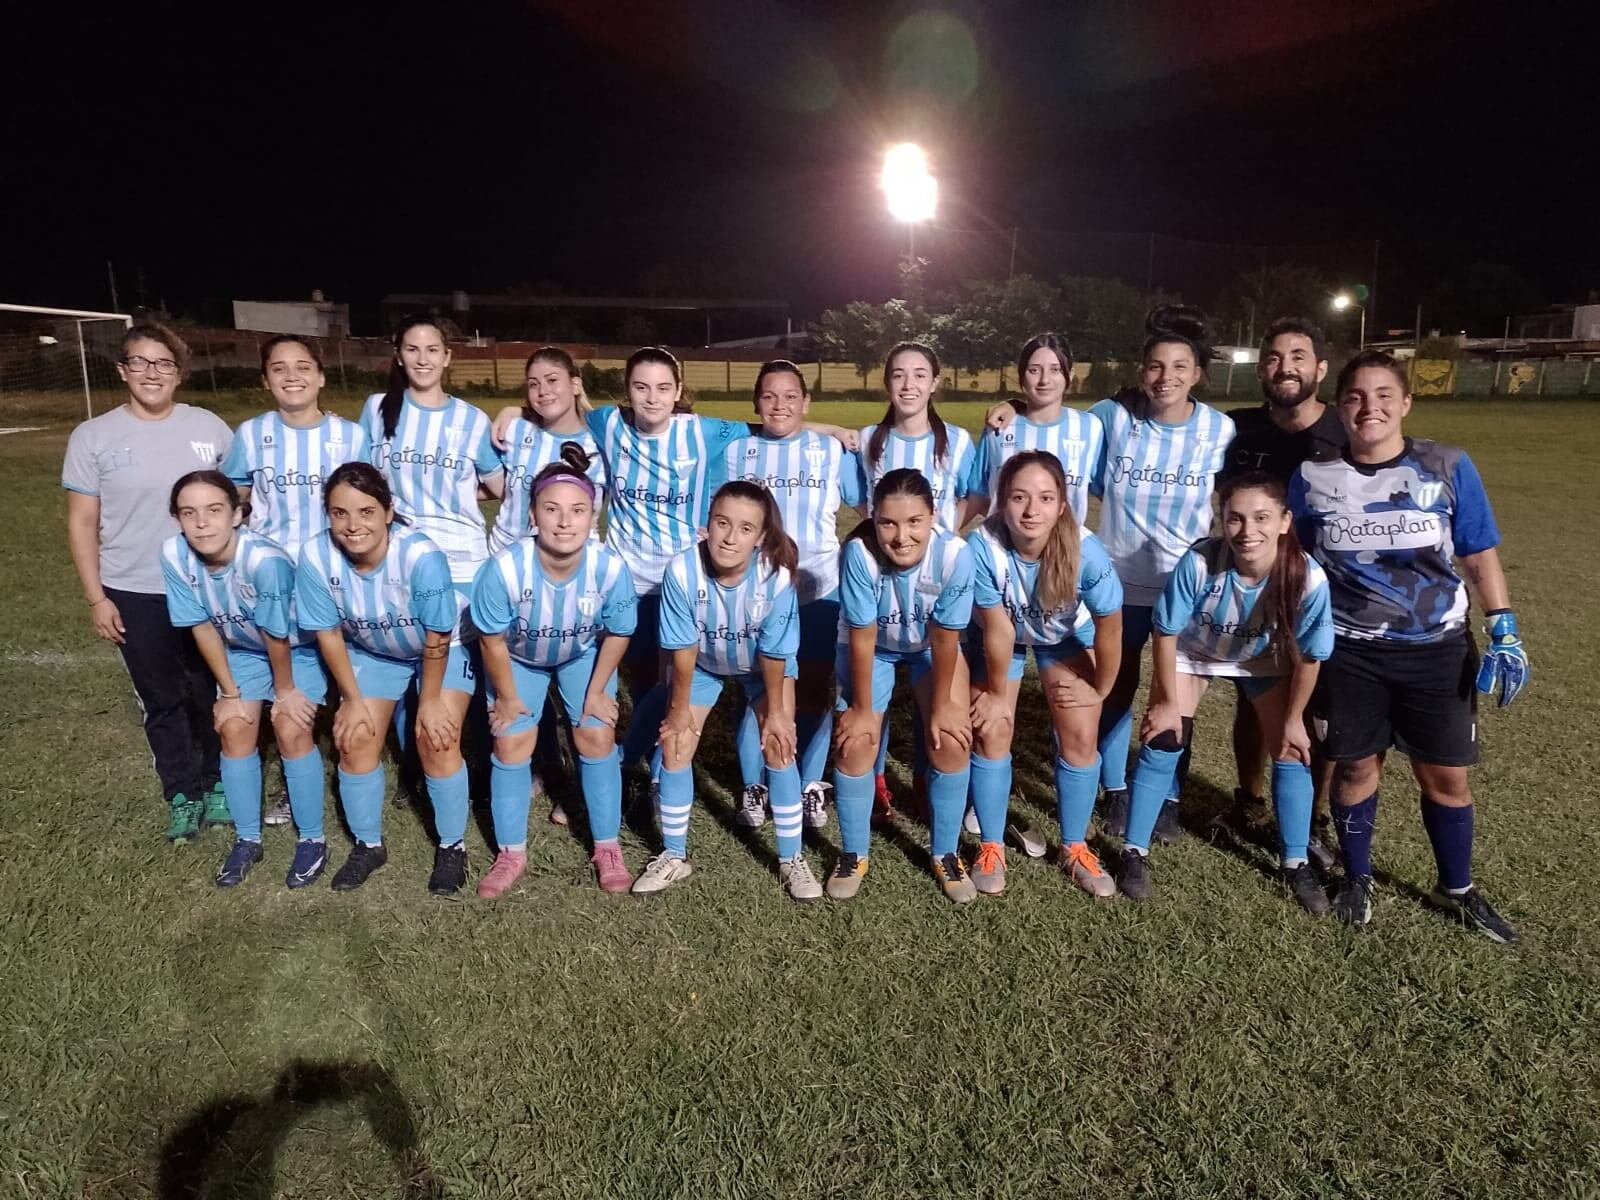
[532,471,596,502]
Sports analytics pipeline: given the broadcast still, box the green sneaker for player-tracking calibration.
[165,795,204,844]
[201,782,233,828]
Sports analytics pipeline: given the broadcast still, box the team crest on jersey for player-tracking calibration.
[1411,481,1444,508]
[328,426,344,444]
[916,576,944,597]
[190,440,216,461]
[385,579,411,605]
[750,595,769,620]
[577,595,598,617]
[804,443,827,467]
[444,427,465,447]
[237,581,257,603]
[674,455,693,471]
[324,442,342,457]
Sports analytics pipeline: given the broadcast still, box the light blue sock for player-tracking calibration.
[489,754,532,852]
[1126,745,1182,852]
[798,709,832,788]
[281,748,325,842]
[339,765,386,846]
[220,751,263,842]
[658,763,692,858]
[1055,754,1101,845]
[735,701,764,790]
[874,713,891,777]
[579,746,623,843]
[928,764,971,857]
[1272,759,1314,866]
[969,754,1012,843]
[768,761,803,860]
[426,763,470,847]
[622,683,668,770]
[1098,704,1134,790]
[834,768,873,857]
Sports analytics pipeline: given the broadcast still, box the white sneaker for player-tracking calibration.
[262,796,293,827]
[963,806,981,836]
[735,783,769,829]
[779,854,823,902]
[800,781,831,829]
[631,853,693,894]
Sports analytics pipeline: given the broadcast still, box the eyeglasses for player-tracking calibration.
[123,354,179,376]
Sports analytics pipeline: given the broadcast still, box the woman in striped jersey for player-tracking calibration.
[642,481,809,897]
[1118,472,1333,912]
[488,346,608,829]
[364,316,505,593]
[965,452,1124,899]
[832,469,977,904]
[722,360,863,833]
[224,335,370,561]
[970,333,1103,525]
[471,448,638,898]
[296,463,478,895]
[161,471,329,890]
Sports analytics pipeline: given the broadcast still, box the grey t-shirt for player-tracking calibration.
[63,403,235,594]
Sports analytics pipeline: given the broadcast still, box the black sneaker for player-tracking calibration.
[1100,788,1129,839]
[1283,862,1330,916]
[331,842,388,891]
[1332,874,1375,927]
[1307,829,1339,876]
[1429,886,1520,945]
[1152,799,1184,845]
[428,845,468,897]
[1118,847,1153,902]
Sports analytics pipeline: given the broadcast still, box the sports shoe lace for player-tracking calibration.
[1064,841,1103,876]
[832,851,860,878]
[974,842,1005,877]
[939,852,966,881]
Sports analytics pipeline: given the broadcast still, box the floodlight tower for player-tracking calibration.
[882,142,937,259]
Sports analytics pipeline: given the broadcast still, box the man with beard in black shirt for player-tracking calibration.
[1216,317,1347,878]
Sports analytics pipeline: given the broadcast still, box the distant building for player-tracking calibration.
[1516,303,1600,342]
[233,292,350,338]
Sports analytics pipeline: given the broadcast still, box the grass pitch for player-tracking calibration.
[2,395,1598,1198]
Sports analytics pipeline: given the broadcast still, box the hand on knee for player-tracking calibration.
[1146,717,1193,755]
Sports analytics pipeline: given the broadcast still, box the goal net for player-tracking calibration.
[0,303,132,426]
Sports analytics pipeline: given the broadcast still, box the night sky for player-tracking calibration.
[7,0,1595,331]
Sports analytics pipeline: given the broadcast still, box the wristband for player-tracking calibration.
[218,690,242,700]
[88,596,110,607]
[1485,610,1519,639]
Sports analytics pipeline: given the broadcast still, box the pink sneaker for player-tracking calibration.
[476,850,527,900]
[592,843,632,894]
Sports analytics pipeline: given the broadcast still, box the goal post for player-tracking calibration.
[0,302,133,423]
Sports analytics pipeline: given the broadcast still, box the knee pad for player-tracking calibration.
[1148,716,1194,755]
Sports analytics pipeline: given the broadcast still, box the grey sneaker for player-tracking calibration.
[1005,821,1046,859]
[1100,788,1129,839]
[779,854,823,902]
[632,852,693,895]
[970,843,1007,895]
[1333,875,1375,927]
[800,781,831,830]
[735,784,769,829]
[933,852,978,904]
[1428,885,1519,945]
[1117,846,1153,901]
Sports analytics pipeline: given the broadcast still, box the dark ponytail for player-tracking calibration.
[708,480,798,576]
[381,315,447,440]
[869,342,948,472]
[1119,304,1214,422]
[169,469,251,526]
[528,442,597,501]
[1218,471,1306,666]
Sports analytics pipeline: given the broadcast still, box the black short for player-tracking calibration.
[1314,633,1479,766]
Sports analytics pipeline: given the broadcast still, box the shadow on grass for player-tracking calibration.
[157,1059,443,1200]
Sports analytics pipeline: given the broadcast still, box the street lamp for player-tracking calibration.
[882,142,937,257]
[1332,292,1366,349]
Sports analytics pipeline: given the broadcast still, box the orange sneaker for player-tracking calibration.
[1062,841,1115,899]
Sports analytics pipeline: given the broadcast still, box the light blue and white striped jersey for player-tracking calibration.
[296,526,461,662]
[490,416,607,553]
[972,408,1104,524]
[722,430,862,602]
[856,423,978,534]
[585,407,747,594]
[839,530,975,659]
[1091,397,1236,605]
[362,392,504,585]
[470,541,637,668]
[659,545,799,677]
[161,528,305,654]
[1154,538,1333,677]
[221,411,369,558]
[967,524,1122,646]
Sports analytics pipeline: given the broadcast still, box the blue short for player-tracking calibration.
[494,648,619,734]
[347,642,475,702]
[1231,674,1284,701]
[683,658,798,708]
[964,636,1094,685]
[797,596,842,665]
[833,643,933,715]
[625,593,661,665]
[226,645,329,705]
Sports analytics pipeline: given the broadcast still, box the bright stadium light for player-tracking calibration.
[1331,291,1367,348]
[1332,293,1352,311]
[882,142,937,263]
[1231,348,1250,364]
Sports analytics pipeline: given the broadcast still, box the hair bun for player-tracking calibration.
[1146,304,1210,344]
[557,441,591,473]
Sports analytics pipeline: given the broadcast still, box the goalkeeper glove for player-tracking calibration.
[1475,609,1528,708]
